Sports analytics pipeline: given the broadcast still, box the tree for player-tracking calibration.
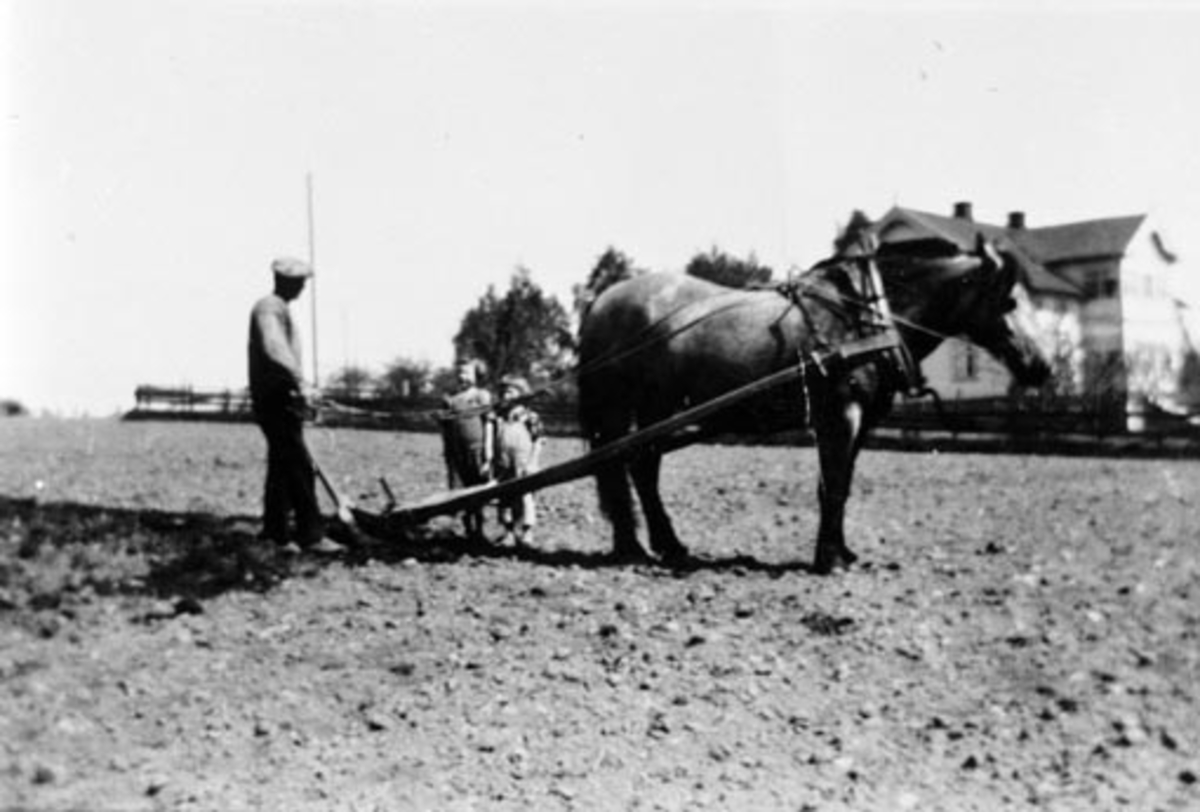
[0,399,28,417]
[573,246,645,318]
[685,246,773,288]
[324,364,376,398]
[454,267,575,386]
[427,365,461,398]
[378,356,434,400]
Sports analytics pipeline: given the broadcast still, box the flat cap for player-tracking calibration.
[271,257,313,278]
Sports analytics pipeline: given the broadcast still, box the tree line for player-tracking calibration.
[323,246,773,404]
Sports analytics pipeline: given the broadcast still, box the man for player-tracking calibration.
[248,256,342,554]
[440,359,493,540]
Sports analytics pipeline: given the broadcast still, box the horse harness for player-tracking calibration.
[323,251,931,431]
[777,246,927,399]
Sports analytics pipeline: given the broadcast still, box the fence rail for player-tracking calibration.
[129,386,251,421]
[126,385,1200,454]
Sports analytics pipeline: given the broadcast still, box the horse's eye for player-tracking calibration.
[1003,297,1017,313]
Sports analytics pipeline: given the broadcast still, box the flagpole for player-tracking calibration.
[306,172,319,388]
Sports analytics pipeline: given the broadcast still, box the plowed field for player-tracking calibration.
[1,419,1197,811]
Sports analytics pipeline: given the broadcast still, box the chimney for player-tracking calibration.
[953,201,973,221]
[1007,211,1026,230]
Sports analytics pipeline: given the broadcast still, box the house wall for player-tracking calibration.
[916,285,1081,401]
[1026,293,1085,395]
[1119,226,1194,419]
[868,207,1200,425]
[919,339,1012,400]
[1052,257,1125,397]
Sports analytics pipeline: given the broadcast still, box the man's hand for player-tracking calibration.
[288,387,319,422]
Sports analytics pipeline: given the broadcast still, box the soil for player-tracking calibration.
[1,419,1198,811]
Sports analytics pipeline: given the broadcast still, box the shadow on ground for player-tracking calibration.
[0,495,814,621]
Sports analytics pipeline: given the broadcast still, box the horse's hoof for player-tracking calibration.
[812,557,849,576]
[609,545,650,565]
[654,544,692,570]
[814,545,859,575]
[661,554,696,572]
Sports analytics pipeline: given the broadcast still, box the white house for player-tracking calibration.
[865,203,1199,428]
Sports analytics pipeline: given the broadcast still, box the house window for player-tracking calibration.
[952,341,979,381]
[1083,269,1118,299]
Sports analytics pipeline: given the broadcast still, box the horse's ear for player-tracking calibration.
[976,234,1021,296]
[975,233,1002,272]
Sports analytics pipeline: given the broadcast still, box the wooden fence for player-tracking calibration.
[129,386,252,422]
[126,385,1199,455]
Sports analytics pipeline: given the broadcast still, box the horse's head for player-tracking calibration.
[881,235,1052,388]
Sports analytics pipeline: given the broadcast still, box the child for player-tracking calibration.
[492,375,543,547]
[440,360,494,540]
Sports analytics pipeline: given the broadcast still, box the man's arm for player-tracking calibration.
[253,300,304,390]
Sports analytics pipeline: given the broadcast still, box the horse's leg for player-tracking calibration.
[812,397,866,575]
[628,450,688,564]
[590,406,646,561]
[595,457,645,561]
[580,373,645,561]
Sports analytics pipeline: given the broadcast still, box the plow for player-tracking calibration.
[320,238,928,547]
[332,329,911,542]
[314,231,1052,571]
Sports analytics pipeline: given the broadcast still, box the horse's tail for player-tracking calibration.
[576,333,616,458]
[577,328,640,549]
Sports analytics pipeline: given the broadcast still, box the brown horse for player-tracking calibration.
[577,236,1051,574]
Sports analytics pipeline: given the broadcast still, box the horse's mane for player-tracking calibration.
[791,235,977,317]
[781,259,862,313]
[877,238,964,262]
[812,236,972,279]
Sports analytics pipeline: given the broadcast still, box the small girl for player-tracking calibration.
[492,375,543,546]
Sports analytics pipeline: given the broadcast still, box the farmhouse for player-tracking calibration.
[866,202,1200,429]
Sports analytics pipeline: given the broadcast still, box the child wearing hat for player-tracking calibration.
[493,375,543,547]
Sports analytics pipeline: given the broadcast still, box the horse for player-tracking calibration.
[577,234,1052,574]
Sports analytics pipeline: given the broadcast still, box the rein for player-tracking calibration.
[778,251,926,397]
[322,246,989,425]
[322,290,756,423]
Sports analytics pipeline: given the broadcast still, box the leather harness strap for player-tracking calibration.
[780,251,926,397]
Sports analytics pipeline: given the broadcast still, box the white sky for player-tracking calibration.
[4,0,1200,415]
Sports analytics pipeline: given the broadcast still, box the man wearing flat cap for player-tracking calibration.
[248,257,340,553]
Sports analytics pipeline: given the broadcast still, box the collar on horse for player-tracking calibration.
[778,236,926,397]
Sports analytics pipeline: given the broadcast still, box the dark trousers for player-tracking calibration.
[255,405,322,545]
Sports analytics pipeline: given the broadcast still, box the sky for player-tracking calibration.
[4,0,1200,416]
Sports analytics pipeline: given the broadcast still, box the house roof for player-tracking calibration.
[873,206,1146,298]
[1012,215,1145,264]
[876,207,1008,250]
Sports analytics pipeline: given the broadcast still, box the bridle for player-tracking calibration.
[778,237,927,398]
